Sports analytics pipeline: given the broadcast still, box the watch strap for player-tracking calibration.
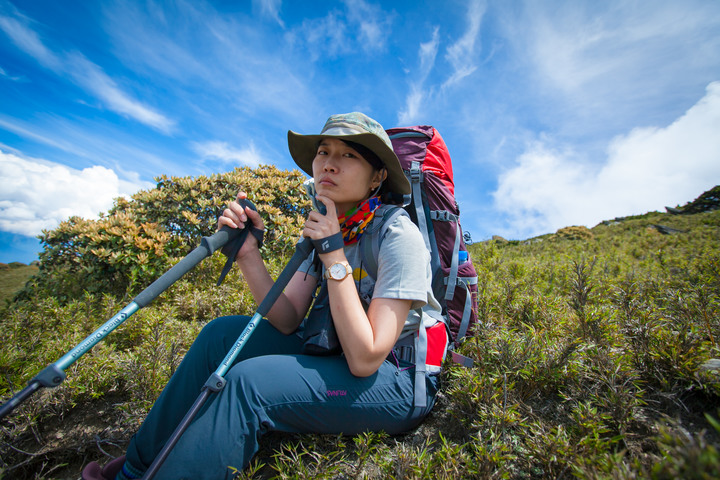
[324,261,352,281]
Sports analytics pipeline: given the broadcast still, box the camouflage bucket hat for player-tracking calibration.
[287,112,411,196]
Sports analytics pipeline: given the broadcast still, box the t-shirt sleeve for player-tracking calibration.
[298,251,321,279]
[372,214,432,310]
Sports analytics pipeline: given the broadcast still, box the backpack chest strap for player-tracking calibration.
[430,210,458,222]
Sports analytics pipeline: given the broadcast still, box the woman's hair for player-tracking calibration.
[341,140,385,171]
[316,139,385,171]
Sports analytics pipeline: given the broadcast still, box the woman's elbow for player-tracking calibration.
[267,315,301,335]
[347,359,382,377]
[275,324,297,336]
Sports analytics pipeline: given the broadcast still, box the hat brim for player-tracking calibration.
[287,130,411,196]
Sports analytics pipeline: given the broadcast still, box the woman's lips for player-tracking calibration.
[318,177,336,186]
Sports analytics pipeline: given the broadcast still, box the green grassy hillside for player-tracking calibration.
[0,179,718,479]
[0,263,38,305]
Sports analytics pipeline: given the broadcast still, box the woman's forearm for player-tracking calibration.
[321,252,407,376]
[235,249,309,334]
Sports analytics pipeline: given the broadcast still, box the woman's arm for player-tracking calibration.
[236,248,317,334]
[323,245,410,376]
[219,192,316,334]
[303,195,409,376]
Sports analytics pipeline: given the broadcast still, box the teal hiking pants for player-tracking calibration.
[124,315,439,479]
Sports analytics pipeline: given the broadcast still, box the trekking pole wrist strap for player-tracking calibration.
[217,226,265,286]
[312,232,344,254]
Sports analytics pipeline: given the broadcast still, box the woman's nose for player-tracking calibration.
[322,157,338,171]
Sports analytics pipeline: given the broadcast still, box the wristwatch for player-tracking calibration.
[324,261,353,281]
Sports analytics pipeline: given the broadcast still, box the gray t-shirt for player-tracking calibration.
[299,209,441,335]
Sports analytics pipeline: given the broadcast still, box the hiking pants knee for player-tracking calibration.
[124,315,438,479]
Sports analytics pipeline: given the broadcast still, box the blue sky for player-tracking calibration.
[1,0,720,264]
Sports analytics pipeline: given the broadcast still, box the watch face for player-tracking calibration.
[330,262,347,279]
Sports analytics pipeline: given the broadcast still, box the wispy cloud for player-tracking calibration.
[342,0,393,52]
[253,0,284,28]
[0,65,23,81]
[0,114,177,177]
[508,1,720,130]
[399,0,485,124]
[398,27,440,125]
[0,149,148,236]
[493,81,720,238]
[0,12,61,70]
[443,0,485,88]
[524,2,714,94]
[67,52,175,133]
[287,11,348,61]
[0,9,174,133]
[103,0,316,125]
[0,115,94,159]
[287,0,392,60]
[192,140,262,168]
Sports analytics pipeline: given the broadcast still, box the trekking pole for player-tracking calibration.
[142,234,315,480]
[0,201,258,421]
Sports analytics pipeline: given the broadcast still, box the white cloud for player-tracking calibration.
[493,81,720,239]
[66,52,175,133]
[398,28,440,125]
[0,12,61,71]
[253,0,284,28]
[443,0,485,88]
[0,150,147,236]
[342,0,391,52]
[510,1,720,125]
[192,141,262,168]
[399,0,485,124]
[0,10,174,133]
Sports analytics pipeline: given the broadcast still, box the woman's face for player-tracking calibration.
[312,138,383,214]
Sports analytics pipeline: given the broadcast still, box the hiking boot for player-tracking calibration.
[81,455,126,480]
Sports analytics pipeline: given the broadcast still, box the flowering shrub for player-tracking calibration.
[25,165,311,301]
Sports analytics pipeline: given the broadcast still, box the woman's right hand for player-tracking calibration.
[218,191,265,261]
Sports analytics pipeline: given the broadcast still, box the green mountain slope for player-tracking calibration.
[1,180,718,479]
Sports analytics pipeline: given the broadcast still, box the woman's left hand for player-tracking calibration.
[302,194,341,241]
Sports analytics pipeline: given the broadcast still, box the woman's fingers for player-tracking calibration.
[244,203,265,231]
[314,195,337,218]
[303,195,340,239]
[218,191,250,230]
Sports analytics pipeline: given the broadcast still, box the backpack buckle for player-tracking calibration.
[430,210,458,222]
[395,345,415,363]
[409,162,423,183]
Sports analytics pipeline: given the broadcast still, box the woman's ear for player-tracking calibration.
[371,168,388,190]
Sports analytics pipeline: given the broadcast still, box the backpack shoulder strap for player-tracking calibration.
[359,205,408,281]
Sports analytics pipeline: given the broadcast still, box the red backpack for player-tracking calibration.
[362,126,479,356]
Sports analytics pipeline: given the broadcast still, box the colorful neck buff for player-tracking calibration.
[338,196,382,245]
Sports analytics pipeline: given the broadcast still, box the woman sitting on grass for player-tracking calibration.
[82,112,444,480]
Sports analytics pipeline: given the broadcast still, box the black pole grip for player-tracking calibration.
[134,199,258,306]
